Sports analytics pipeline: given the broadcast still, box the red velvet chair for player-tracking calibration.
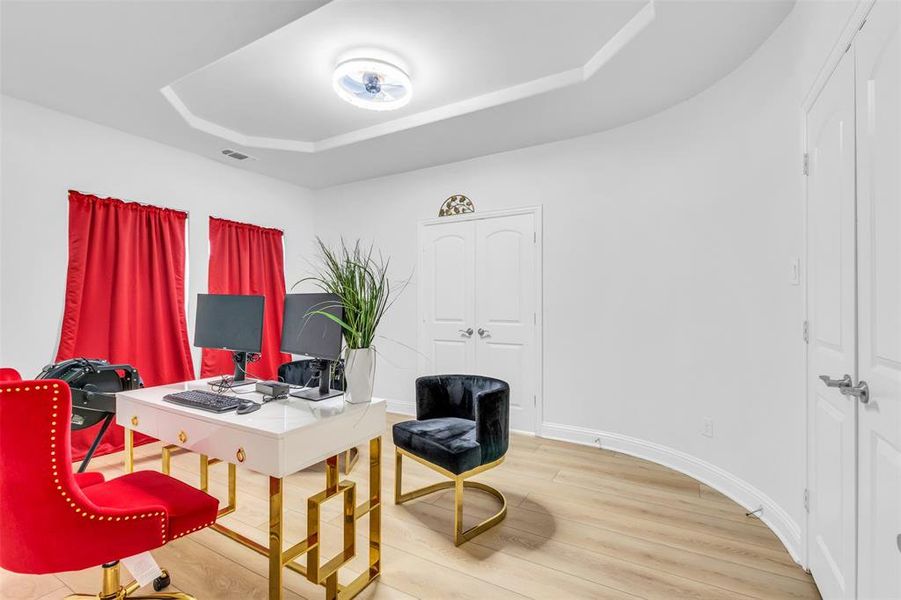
[0,380,219,599]
[0,367,22,382]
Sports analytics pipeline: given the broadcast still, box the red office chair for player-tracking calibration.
[0,367,22,382]
[0,380,219,599]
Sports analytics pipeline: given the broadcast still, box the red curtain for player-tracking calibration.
[200,217,290,380]
[57,191,195,460]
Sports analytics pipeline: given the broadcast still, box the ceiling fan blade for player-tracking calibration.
[340,78,368,94]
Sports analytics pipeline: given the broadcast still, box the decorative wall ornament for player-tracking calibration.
[438,195,475,217]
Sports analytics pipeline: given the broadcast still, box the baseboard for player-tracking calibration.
[385,398,415,416]
[539,420,804,567]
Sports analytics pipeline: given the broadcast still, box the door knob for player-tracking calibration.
[818,374,852,389]
[840,380,870,404]
[458,328,474,336]
[477,328,490,337]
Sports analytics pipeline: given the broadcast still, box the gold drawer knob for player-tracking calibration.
[236,448,246,463]
[178,431,188,443]
[130,416,139,427]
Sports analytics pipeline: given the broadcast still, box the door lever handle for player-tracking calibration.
[477,328,490,338]
[458,328,474,337]
[840,380,869,404]
[819,374,852,389]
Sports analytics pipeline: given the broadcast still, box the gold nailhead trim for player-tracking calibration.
[31,384,165,527]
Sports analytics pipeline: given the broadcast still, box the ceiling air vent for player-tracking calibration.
[221,148,255,161]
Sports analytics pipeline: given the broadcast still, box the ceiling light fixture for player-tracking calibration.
[332,58,412,111]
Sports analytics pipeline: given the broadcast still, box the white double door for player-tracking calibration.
[806,2,901,598]
[419,209,540,433]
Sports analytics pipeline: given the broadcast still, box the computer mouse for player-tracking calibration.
[236,399,261,415]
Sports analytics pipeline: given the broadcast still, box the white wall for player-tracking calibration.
[0,96,316,376]
[311,0,860,562]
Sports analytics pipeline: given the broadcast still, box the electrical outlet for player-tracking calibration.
[702,418,714,438]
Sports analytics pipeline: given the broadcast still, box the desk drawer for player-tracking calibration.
[157,415,278,475]
[116,398,159,438]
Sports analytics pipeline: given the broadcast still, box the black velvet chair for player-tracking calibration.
[277,359,358,474]
[393,374,509,545]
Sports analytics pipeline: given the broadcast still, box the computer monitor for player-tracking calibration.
[281,293,344,401]
[194,293,265,386]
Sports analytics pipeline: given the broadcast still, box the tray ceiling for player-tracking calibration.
[1,0,796,188]
[164,0,652,151]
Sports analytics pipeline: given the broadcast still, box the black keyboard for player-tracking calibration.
[163,389,241,413]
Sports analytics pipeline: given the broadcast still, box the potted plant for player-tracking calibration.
[299,238,404,404]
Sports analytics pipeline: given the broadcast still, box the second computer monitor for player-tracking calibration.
[282,293,344,401]
[281,293,343,360]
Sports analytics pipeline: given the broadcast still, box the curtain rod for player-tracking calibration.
[207,213,284,233]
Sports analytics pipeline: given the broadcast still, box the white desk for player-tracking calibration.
[117,379,385,600]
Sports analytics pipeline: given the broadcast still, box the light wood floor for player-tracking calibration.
[2,413,820,600]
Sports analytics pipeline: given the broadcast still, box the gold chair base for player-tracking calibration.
[65,565,195,600]
[394,447,507,546]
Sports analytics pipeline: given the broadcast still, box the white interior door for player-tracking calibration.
[420,219,476,375]
[419,209,541,433]
[474,213,538,433]
[806,47,858,600]
[855,3,901,597]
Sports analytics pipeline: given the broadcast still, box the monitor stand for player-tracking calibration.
[208,351,258,389]
[290,359,343,401]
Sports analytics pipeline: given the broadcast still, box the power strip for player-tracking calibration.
[255,381,289,398]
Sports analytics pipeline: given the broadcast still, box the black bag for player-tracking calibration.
[37,358,142,471]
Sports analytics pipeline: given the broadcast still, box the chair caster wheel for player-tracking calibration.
[153,571,170,591]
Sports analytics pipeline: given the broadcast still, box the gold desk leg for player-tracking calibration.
[197,454,237,518]
[369,436,382,578]
[227,462,237,513]
[200,454,210,491]
[205,439,382,600]
[269,476,283,600]
[124,428,134,473]
[342,447,360,475]
[337,436,382,600]
[324,456,340,600]
[161,445,172,475]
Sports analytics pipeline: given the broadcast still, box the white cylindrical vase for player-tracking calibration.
[345,347,376,404]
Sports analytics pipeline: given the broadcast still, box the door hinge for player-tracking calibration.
[533,394,537,407]
[533,231,537,243]
[802,320,810,344]
[804,489,810,513]
[533,312,537,325]
[802,153,809,176]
